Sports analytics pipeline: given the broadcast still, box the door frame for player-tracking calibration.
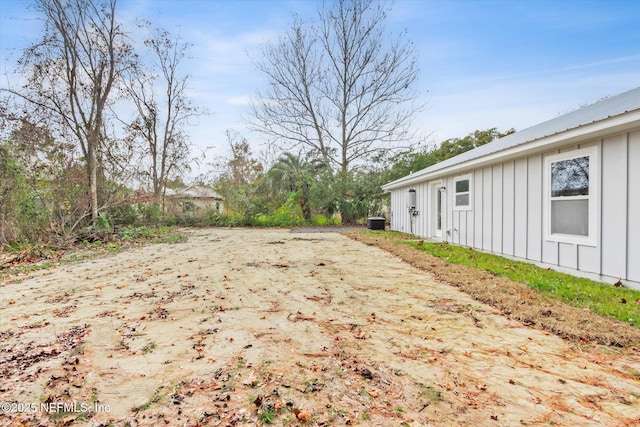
[431,181,444,240]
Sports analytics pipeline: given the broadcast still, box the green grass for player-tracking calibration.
[117,225,184,242]
[258,406,276,424]
[133,384,168,412]
[142,341,156,354]
[1,260,56,277]
[151,232,186,244]
[360,230,640,328]
[418,383,443,403]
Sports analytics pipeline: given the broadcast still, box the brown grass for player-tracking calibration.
[344,231,640,349]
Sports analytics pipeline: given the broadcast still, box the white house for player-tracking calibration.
[164,185,224,217]
[382,87,640,290]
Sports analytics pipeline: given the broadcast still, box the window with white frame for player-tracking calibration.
[454,175,471,210]
[546,147,598,245]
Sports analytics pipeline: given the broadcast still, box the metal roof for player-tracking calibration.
[383,87,640,189]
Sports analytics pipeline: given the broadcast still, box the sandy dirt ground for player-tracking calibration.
[1,228,639,426]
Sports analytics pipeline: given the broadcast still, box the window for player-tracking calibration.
[182,200,195,213]
[454,175,471,210]
[546,147,598,245]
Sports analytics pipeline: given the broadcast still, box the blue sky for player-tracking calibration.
[1,0,639,174]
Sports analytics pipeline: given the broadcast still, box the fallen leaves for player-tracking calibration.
[287,311,316,322]
[153,305,169,319]
[294,408,312,422]
[3,229,640,427]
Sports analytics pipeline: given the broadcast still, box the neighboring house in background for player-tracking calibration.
[382,87,640,290]
[164,185,224,218]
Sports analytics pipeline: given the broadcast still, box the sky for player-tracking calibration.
[1,0,639,177]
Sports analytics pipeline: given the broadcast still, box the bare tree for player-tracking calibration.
[250,0,422,174]
[125,24,202,198]
[5,0,132,226]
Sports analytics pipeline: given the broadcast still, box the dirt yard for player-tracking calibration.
[1,228,639,426]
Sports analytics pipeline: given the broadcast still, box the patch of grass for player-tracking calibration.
[302,378,317,393]
[327,406,347,422]
[426,387,442,403]
[90,388,99,403]
[621,365,640,380]
[418,383,443,403]
[142,341,156,354]
[118,225,186,244]
[152,232,186,244]
[3,260,56,276]
[236,358,246,369]
[401,239,640,328]
[135,400,154,412]
[258,406,276,424]
[360,229,414,240]
[133,386,165,412]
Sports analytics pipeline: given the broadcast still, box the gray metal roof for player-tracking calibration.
[384,87,640,188]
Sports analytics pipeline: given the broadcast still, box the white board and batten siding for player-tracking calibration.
[383,88,640,290]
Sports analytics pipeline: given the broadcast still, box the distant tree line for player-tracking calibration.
[200,127,515,228]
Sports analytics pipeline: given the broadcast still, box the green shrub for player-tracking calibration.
[163,215,177,226]
[311,215,340,226]
[96,211,113,232]
[141,203,163,225]
[249,204,306,227]
[109,204,141,226]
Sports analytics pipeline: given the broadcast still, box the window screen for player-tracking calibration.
[551,199,588,236]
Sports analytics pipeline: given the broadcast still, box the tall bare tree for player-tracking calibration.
[8,0,131,225]
[125,25,201,198]
[251,0,421,174]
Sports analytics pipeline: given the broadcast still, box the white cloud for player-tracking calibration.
[227,95,252,106]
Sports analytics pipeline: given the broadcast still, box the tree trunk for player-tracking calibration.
[87,138,99,225]
[300,197,312,221]
[0,208,7,245]
[338,163,350,224]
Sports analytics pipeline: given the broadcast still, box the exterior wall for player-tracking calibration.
[628,129,640,283]
[164,198,224,218]
[389,180,429,236]
[389,127,640,289]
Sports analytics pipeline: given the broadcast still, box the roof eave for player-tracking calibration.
[382,109,640,191]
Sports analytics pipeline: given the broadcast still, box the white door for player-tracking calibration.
[432,181,444,239]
